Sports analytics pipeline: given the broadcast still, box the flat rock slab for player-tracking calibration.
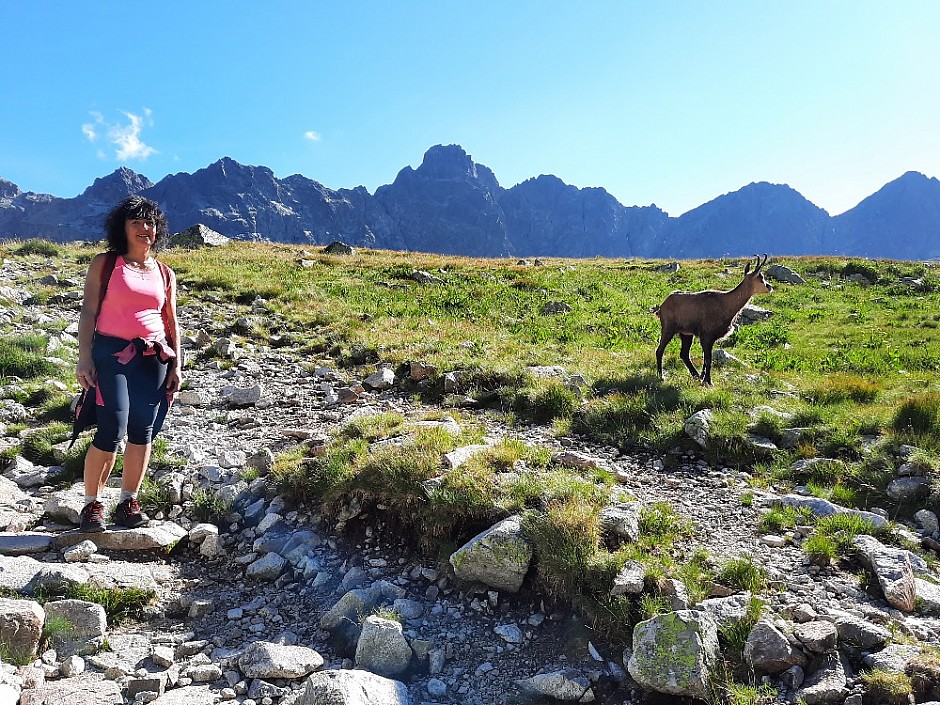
[0,531,54,555]
[862,643,921,671]
[0,554,161,594]
[151,685,215,704]
[52,522,187,552]
[0,555,88,593]
[87,633,154,673]
[86,561,161,592]
[19,673,123,705]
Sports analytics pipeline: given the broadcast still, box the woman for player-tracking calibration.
[75,196,181,532]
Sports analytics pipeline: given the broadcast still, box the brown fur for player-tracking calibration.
[655,254,773,385]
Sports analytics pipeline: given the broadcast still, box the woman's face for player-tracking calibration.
[125,217,156,249]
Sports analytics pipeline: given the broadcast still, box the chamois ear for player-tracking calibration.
[744,256,754,276]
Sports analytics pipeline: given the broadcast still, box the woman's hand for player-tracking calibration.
[166,368,182,395]
[76,358,96,390]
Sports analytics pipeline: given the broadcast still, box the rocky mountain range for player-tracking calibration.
[2,145,939,260]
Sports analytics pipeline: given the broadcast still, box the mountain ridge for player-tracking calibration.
[2,145,938,260]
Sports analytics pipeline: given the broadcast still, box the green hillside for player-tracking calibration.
[4,238,940,681]
[6,238,940,473]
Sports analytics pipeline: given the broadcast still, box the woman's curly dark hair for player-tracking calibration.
[104,196,169,253]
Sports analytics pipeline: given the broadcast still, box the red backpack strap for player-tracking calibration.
[95,252,119,324]
[156,260,172,296]
[156,261,177,351]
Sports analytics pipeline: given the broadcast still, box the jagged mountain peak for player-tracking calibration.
[860,170,940,202]
[711,180,821,207]
[517,174,568,191]
[833,171,940,258]
[202,157,275,180]
[0,178,21,200]
[80,167,153,203]
[414,144,499,189]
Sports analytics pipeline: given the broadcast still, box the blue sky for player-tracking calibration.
[2,1,938,216]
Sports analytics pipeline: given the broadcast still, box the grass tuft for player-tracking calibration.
[807,373,881,404]
[0,334,57,379]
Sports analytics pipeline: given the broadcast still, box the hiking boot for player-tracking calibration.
[114,497,149,529]
[79,500,106,532]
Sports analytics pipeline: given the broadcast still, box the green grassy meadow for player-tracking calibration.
[6,239,940,470]
[4,238,940,677]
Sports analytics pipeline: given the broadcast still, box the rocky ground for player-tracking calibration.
[2,252,940,705]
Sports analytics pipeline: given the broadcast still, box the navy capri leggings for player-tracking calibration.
[92,334,170,452]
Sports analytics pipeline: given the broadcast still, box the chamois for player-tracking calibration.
[654,254,773,386]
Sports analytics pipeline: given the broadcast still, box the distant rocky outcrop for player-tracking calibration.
[834,171,940,260]
[169,224,230,248]
[498,174,667,258]
[662,181,834,258]
[375,145,511,257]
[2,146,939,259]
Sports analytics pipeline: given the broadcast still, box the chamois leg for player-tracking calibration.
[655,330,674,380]
[700,338,716,386]
[678,334,699,379]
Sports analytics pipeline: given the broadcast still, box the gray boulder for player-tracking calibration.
[515,668,593,701]
[5,457,67,489]
[762,493,887,528]
[852,534,925,612]
[697,593,754,629]
[323,241,355,255]
[793,620,838,654]
[238,641,324,679]
[53,522,187,551]
[354,615,413,677]
[834,615,890,649]
[443,444,490,470]
[610,560,645,596]
[766,264,805,284]
[43,599,107,656]
[411,270,443,285]
[320,581,406,649]
[737,304,774,325]
[915,509,939,535]
[886,476,930,502]
[598,502,641,541]
[795,651,850,705]
[246,552,287,581]
[449,515,533,593]
[914,577,940,615]
[744,620,807,674]
[862,643,921,671]
[363,366,395,391]
[627,610,719,699]
[0,597,43,661]
[223,383,264,407]
[299,669,413,705]
[683,409,712,448]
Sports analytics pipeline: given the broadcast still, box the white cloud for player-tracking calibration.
[82,109,157,161]
[304,130,322,142]
[81,111,103,142]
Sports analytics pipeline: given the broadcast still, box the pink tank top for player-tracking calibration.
[95,257,167,341]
